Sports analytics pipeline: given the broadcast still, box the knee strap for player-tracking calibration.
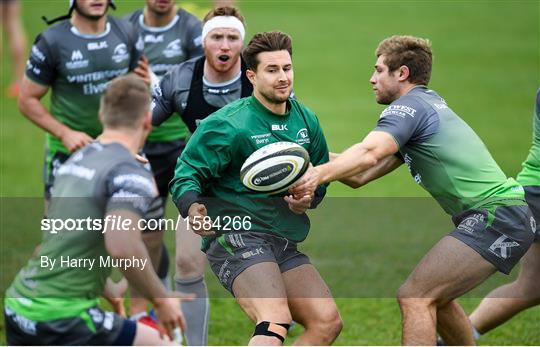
[253,321,290,342]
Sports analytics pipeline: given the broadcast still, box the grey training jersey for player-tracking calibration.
[151,57,243,126]
[125,8,203,78]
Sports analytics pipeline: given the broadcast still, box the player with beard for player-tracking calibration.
[124,0,203,330]
[169,31,342,346]
[151,6,252,345]
[19,0,148,207]
[291,35,536,345]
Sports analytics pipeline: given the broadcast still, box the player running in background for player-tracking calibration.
[18,0,146,207]
[124,0,203,331]
[151,6,252,345]
[170,31,342,346]
[468,89,540,340]
[291,35,536,345]
[4,74,190,346]
[0,0,27,98]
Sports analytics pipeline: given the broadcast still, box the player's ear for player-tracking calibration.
[246,69,256,86]
[143,110,152,131]
[398,65,410,82]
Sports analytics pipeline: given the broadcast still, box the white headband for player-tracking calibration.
[202,16,245,46]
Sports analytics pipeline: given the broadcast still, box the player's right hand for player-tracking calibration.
[153,294,193,341]
[187,203,216,236]
[60,128,93,152]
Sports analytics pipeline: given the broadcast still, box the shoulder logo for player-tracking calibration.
[380,104,417,119]
[66,50,89,69]
[163,39,183,58]
[112,43,129,63]
[296,128,310,145]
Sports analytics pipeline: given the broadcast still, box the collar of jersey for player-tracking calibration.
[249,95,291,118]
[203,71,242,88]
[70,22,111,39]
[138,14,180,32]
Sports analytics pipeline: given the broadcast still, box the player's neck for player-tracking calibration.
[71,13,107,35]
[204,58,242,84]
[253,91,287,115]
[399,83,420,98]
[98,130,143,156]
[143,6,177,27]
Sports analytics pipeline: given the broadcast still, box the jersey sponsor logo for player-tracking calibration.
[434,103,448,110]
[27,60,41,76]
[113,174,156,195]
[162,39,183,58]
[66,50,89,69]
[87,41,108,51]
[110,189,151,211]
[56,163,96,180]
[144,34,164,43]
[67,68,128,83]
[250,133,271,145]
[272,124,288,131]
[296,128,311,145]
[207,88,231,95]
[31,45,46,62]
[217,259,231,285]
[193,35,202,47]
[112,43,129,63]
[380,104,417,119]
[403,153,422,184]
[488,235,520,259]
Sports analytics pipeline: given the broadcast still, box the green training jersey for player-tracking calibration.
[170,96,330,250]
[126,8,203,142]
[5,142,157,321]
[26,18,143,154]
[375,86,525,216]
[516,90,540,187]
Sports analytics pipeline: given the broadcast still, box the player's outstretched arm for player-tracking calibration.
[332,152,403,188]
[292,131,398,196]
[104,210,190,340]
[18,76,92,152]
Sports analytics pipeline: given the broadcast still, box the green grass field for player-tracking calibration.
[1,0,539,345]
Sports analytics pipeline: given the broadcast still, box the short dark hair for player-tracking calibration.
[376,35,433,86]
[100,74,150,129]
[242,31,292,71]
[203,6,245,25]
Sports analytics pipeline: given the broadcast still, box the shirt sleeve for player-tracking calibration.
[169,117,236,217]
[306,111,330,208]
[374,96,438,148]
[127,23,144,71]
[185,16,203,59]
[151,69,176,126]
[105,162,158,217]
[25,34,57,86]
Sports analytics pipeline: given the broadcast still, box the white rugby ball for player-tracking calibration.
[240,142,310,194]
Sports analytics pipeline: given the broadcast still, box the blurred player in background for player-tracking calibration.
[4,74,190,346]
[124,0,203,336]
[291,35,536,345]
[0,0,27,98]
[18,0,147,208]
[151,6,252,345]
[468,89,540,339]
[170,31,342,346]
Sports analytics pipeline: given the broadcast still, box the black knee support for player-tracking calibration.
[253,321,290,343]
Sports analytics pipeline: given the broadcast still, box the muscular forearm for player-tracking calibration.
[318,143,378,184]
[19,95,71,139]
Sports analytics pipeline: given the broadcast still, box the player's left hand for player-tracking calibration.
[134,56,151,86]
[284,194,313,214]
[289,164,320,198]
[102,277,128,317]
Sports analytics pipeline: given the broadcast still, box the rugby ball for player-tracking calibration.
[240,142,310,194]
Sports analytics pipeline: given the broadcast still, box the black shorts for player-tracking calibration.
[206,232,311,294]
[524,185,540,242]
[450,204,536,275]
[42,147,71,201]
[4,306,136,345]
[143,139,186,198]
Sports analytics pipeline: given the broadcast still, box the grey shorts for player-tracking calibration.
[4,306,136,345]
[450,204,536,275]
[206,232,311,294]
[524,185,540,242]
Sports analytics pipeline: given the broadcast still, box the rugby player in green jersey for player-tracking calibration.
[4,75,190,345]
[292,35,536,345]
[468,90,540,340]
[170,31,342,345]
[18,0,147,206]
[124,0,204,335]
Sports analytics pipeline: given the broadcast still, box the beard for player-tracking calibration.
[259,86,291,105]
[375,87,400,105]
